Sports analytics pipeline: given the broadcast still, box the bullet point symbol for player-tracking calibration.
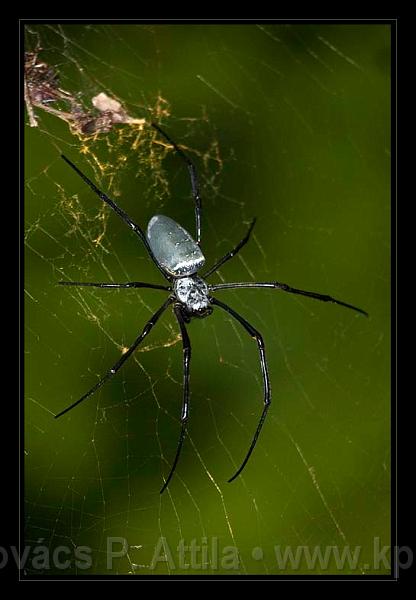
[252,547,263,560]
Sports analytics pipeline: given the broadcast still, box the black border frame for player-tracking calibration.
[17,18,398,582]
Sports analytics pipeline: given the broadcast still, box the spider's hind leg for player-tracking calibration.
[203,218,256,279]
[152,123,202,245]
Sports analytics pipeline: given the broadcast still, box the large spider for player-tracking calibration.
[55,123,368,493]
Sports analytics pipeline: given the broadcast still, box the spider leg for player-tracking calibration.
[59,280,171,291]
[151,123,202,245]
[209,281,368,317]
[54,297,173,419]
[210,297,271,483]
[60,155,168,279]
[160,305,192,494]
[203,219,256,279]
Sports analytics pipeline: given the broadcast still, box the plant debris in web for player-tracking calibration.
[24,47,145,135]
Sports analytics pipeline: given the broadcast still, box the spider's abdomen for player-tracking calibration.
[146,215,205,277]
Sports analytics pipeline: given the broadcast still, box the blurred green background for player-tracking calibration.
[24,23,390,576]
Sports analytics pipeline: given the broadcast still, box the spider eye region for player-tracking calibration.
[146,214,205,277]
[174,276,211,317]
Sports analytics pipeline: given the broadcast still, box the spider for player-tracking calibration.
[55,123,368,494]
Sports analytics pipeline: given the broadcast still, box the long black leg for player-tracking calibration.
[59,281,171,291]
[60,155,168,279]
[210,297,271,483]
[54,297,173,419]
[152,123,202,245]
[160,305,192,494]
[209,281,368,317]
[203,219,256,279]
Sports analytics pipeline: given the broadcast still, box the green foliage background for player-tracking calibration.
[25,23,390,576]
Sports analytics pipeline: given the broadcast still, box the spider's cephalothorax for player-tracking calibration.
[56,122,368,494]
[173,276,212,319]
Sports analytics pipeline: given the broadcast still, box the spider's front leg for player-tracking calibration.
[210,296,271,482]
[54,297,173,419]
[58,280,171,291]
[209,281,368,317]
[160,305,192,493]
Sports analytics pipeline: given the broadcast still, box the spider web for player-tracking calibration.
[24,23,391,576]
